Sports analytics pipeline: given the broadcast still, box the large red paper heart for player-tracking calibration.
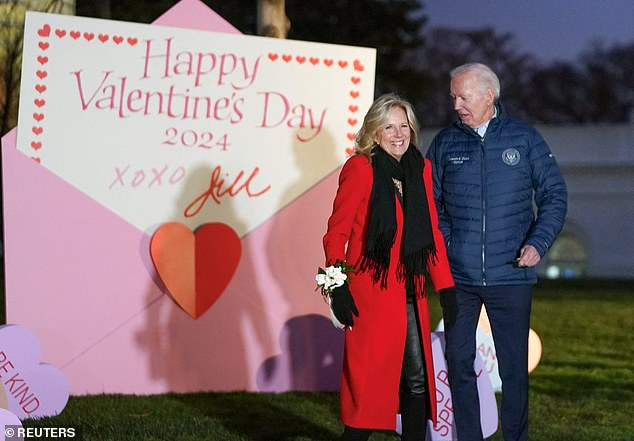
[150,222,241,319]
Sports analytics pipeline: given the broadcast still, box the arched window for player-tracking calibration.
[544,233,587,279]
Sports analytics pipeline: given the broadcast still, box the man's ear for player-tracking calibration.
[486,89,495,105]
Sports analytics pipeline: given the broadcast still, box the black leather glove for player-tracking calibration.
[330,284,359,327]
[439,287,458,326]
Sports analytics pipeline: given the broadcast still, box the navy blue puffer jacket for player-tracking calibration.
[425,102,567,286]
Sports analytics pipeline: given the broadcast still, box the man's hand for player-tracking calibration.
[439,287,458,326]
[517,245,541,267]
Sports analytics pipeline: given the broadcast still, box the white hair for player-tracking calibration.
[450,63,501,98]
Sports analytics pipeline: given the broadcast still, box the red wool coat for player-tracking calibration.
[323,154,454,430]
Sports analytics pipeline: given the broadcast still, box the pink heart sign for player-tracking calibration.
[0,408,22,441]
[0,325,69,420]
[429,332,498,440]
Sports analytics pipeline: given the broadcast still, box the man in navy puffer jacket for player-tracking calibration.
[426,63,567,441]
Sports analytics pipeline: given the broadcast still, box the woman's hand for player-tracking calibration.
[330,284,359,327]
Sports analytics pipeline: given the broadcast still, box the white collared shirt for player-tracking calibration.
[475,107,498,138]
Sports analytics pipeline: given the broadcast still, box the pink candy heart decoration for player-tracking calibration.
[0,325,69,420]
[428,332,498,440]
[0,408,23,441]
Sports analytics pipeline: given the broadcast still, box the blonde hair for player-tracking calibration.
[354,93,420,159]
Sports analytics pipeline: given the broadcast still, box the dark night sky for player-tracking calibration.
[422,0,634,63]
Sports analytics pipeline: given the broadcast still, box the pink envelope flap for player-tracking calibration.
[153,0,240,34]
[2,129,164,368]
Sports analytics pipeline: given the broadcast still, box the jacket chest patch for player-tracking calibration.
[449,155,470,165]
[502,148,520,166]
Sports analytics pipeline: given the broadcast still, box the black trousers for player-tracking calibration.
[401,299,426,396]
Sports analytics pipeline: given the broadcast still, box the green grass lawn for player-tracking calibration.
[20,281,634,440]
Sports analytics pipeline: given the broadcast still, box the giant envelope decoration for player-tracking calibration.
[3,0,352,394]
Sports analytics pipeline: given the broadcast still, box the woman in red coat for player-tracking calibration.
[322,94,454,441]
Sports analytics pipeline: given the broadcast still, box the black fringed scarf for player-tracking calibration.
[358,145,438,298]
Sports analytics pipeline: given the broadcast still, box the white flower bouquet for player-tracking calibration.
[315,260,355,301]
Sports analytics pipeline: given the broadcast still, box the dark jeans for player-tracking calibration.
[442,284,533,441]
